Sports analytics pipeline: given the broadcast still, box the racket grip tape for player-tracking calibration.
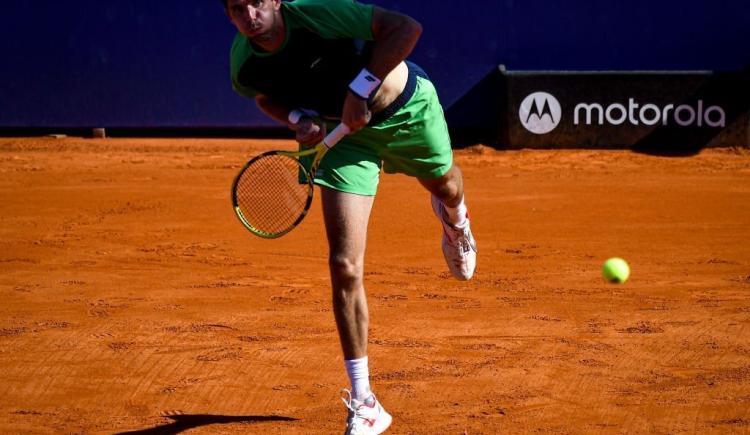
[323,123,351,148]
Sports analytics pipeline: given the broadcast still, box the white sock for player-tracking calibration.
[443,196,468,228]
[344,356,371,401]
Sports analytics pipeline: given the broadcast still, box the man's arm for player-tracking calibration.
[255,94,292,126]
[366,7,422,82]
[342,7,422,131]
[255,95,325,146]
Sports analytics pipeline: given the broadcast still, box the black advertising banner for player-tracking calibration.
[500,69,749,153]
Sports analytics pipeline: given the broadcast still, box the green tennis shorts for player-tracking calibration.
[303,67,453,196]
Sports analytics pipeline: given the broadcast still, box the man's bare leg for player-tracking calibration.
[321,186,374,387]
[321,186,392,433]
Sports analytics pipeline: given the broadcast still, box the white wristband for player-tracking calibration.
[348,68,382,99]
[287,108,318,125]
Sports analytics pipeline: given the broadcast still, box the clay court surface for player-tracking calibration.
[1,137,749,434]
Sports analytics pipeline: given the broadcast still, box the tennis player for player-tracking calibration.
[223,0,477,432]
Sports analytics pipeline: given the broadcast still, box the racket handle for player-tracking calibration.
[323,123,351,148]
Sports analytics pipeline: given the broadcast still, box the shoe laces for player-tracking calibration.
[341,389,374,433]
[435,201,476,253]
[341,388,358,413]
[448,225,476,255]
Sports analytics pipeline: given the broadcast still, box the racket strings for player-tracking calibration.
[234,154,311,235]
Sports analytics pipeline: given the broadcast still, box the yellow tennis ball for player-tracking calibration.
[603,257,630,283]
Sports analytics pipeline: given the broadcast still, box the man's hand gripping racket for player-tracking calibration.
[231,123,351,238]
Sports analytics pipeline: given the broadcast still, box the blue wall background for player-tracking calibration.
[1,0,748,128]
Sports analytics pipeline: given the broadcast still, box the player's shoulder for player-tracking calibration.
[230,32,245,50]
[283,0,369,18]
[282,0,374,40]
[284,0,358,10]
[230,32,253,71]
[230,32,249,57]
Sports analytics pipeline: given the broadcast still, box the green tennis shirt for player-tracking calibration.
[230,0,375,117]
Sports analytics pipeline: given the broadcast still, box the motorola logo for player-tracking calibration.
[519,91,727,135]
[519,92,562,134]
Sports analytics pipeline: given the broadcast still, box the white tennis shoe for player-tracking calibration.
[431,195,477,280]
[342,389,392,434]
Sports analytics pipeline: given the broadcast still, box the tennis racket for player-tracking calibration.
[231,123,351,238]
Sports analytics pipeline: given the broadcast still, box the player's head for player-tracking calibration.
[224,0,283,44]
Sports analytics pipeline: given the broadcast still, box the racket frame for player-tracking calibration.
[231,123,349,239]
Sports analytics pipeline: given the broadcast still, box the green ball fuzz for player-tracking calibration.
[603,257,630,283]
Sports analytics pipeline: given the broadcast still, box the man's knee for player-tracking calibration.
[420,165,463,203]
[433,179,458,200]
[329,254,364,287]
